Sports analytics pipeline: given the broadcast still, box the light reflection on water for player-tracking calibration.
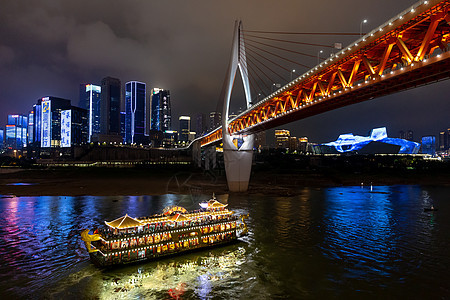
[0,186,449,299]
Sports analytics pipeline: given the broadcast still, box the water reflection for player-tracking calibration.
[0,187,449,299]
[49,247,246,299]
[321,185,437,281]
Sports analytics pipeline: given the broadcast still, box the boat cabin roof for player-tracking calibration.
[105,214,143,229]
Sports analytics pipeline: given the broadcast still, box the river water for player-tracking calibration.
[0,185,449,299]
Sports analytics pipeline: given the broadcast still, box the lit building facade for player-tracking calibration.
[179,116,191,142]
[100,77,121,139]
[196,113,208,137]
[33,96,88,149]
[209,111,221,131]
[125,81,146,144]
[275,129,290,149]
[6,114,28,149]
[421,136,436,155]
[0,128,3,149]
[79,84,101,142]
[27,111,34,145]
[151,88,171,132]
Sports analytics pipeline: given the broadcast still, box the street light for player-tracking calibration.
[290,69,296,81]
[317,50,323,64]
[360,19,368,37]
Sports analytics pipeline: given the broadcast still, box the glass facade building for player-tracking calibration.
[125,81,146,144]
[6,114,28,149]
[151,88,171,132]
[421,136,436,155]
[79,84,101,142]
[178,116,190,142]
[101,77,121,136]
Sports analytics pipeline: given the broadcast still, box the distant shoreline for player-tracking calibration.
[1,166,450,197]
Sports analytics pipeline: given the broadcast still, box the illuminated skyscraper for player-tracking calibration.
[79,84,101,142]
[196,113,208,137]
[27,111,34,145]
[275,129,290,149]
[151,88,171,132]
[179,116,191,142]
[125,81,146,144]
[6,114,27,149]
[0,128,3,148]
[100,77,121,140]
[209,111,221,131]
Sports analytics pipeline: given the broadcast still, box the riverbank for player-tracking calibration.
[1,166,450,197]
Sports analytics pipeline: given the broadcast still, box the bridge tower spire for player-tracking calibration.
[222,21,254,192]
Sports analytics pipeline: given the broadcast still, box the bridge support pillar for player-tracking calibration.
[223,135,254,192]
[222,21,254,192]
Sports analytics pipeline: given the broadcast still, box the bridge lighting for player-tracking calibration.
[389,22,393,26]
[424,1,428,4]
[399,16,403,19]
[411,9,415,13]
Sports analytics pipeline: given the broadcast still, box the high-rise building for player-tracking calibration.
[6,114,28,149]
[275,129,290,149]
[0,128,3,149]
[100,77,121,141]
[150,88,171,132]
[298,137,308,153]
[179,116,191,142]
[38,97,71,148]
[209,111,221,131]
[27,111,34,145]
[79,84,101,142]
[421,136,436,156]
[196,113,208,137]
[125,81,146,144]
[439,129,450,151]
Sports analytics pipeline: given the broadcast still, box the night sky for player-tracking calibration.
[1,0,449,144]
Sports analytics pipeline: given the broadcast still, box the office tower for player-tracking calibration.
[150,88,171,132]
[6,114,28,149]
[275,129,290,149]
[289,136,298,152]
[0,128,3,148]
[421,136,436,155]
[27,111,34,145]
[209,111,221,131]
[120,111,126,143]
[38,97,71,148]
[298,137,308,153]
[79,84,101,142]
[196,113,208,137]
[100,77,121,138]
[179,116,191,142]
[125,81,146,144]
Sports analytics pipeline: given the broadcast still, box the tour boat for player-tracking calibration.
[80,195,248,267]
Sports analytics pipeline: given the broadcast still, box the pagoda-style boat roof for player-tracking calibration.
[168,213,191,222]
[105,214,143,229]
[208,200,228,208]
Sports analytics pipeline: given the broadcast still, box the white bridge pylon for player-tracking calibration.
[222,21,254,192]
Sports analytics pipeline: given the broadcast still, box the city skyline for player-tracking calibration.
[1,0,450,142]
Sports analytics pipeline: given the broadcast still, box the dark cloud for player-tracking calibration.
[0,0,448,143]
